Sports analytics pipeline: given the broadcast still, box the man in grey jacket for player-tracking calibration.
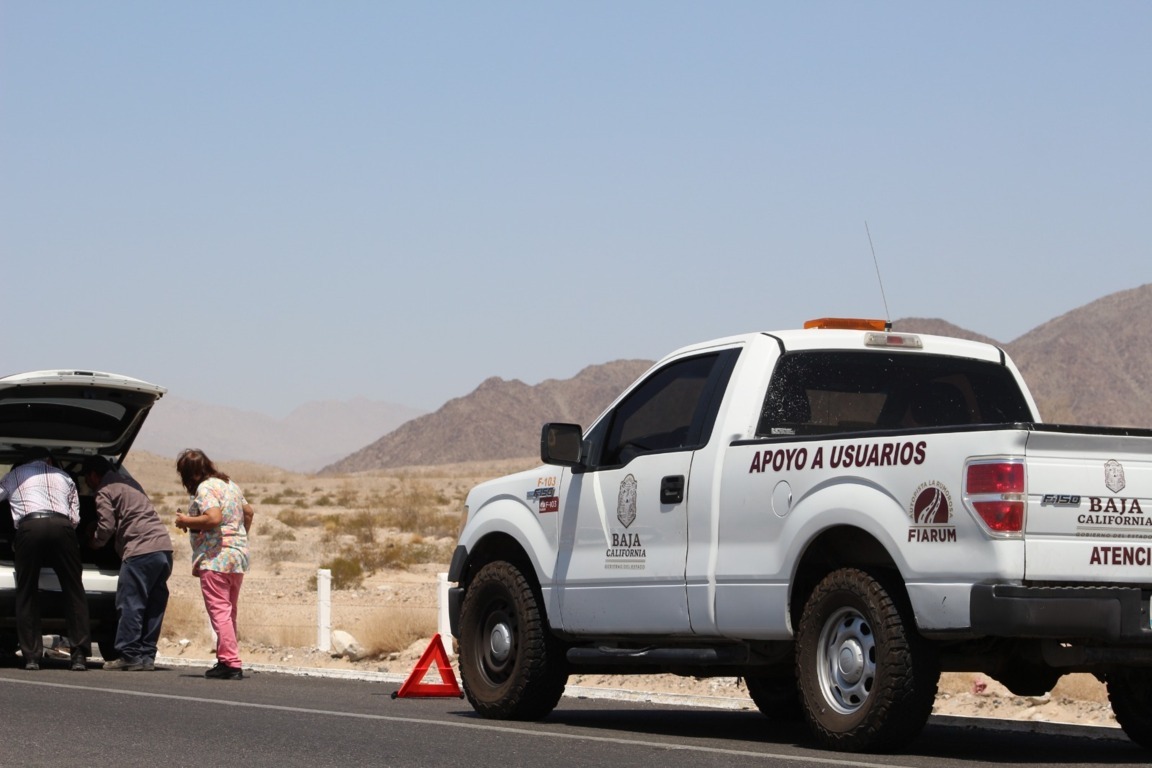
[84,456,174,671]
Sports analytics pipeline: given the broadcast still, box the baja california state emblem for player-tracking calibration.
[1105,460,1126,494]
[617,474,638,528]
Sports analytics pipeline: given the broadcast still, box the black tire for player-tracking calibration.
[0,633,19,668]
[745,670,803,721]
[795,568,939,753]
[93,632,117,661]
[93,608,119,660]
[1106,667,1152,750]
[458,561,568,720]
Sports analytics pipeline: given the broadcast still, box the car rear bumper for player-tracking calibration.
[970,583,1152,643]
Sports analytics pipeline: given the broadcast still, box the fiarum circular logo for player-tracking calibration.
[910,481,952,525]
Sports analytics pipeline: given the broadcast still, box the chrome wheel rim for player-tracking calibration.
[816,606,876,715]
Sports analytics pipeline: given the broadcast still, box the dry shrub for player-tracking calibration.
[360,606,438,657]
[310,555,364,590]
[240,602,316,647]
[278,508,324,528]
[335,483,359,507]
[357,538,454,572]
[160,595,211,643]
[263,542,296,574]
[269,527,297,543]
[377,480,459,538]
[343,510,378,544]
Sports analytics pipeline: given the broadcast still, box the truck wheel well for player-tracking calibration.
[790,526,901,628]
[460,533,536,592]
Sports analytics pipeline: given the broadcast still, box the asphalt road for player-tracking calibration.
[0,659,1145,768]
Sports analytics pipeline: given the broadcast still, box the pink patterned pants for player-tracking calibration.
[199,570,245,667]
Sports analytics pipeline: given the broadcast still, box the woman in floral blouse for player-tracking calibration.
[175,449,254,680]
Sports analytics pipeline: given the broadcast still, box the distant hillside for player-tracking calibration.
[134,396,425,472]
[895,287,1152,428]
[321,360,653,473]
[890,318,1001,346]
[322,284,1152,474]
[1006,283,1152,427]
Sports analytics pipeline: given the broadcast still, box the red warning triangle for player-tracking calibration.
[392,633,464,699]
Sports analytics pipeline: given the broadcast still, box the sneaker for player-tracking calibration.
[204,662,243,680]
[24,661,39,671]
[141,657,156,671]
[103,657,143,671]
[71,660,88,671]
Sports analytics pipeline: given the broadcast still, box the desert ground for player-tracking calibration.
[123,452,1119,730]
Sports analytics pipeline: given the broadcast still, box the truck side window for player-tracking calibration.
[592,350,737,468]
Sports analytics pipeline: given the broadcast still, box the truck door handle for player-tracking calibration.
[661,475,685,505]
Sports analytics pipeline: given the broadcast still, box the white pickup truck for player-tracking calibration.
[447,319,1152,753]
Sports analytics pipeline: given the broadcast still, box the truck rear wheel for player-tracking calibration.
[796,568,938,752]
[458,561,567,720]
[1106,668,1152,750]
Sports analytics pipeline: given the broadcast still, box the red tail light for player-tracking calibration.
[966,460,1026,535]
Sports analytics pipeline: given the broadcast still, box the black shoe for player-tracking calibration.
[204,662,243,680]
[24,661,39,671]
[71,660,88,671]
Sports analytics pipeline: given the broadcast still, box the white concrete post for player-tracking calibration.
[317,568,332,652]
[437,572,454,656]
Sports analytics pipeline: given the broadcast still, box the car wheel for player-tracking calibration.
[1106,667,1152,750]
[458,561,567,720]
[796,567,938,752]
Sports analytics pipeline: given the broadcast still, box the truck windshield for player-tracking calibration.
[756,351,1033,437]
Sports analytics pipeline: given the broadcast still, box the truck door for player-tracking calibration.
[553,349,738,634]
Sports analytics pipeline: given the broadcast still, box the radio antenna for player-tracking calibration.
[865,221,892,330]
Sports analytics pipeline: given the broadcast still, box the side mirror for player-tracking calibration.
[541,423,584,468]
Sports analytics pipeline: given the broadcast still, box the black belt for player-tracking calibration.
[19,511,68,526]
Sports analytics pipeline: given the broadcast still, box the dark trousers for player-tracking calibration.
[115,550,172,662]
[14,515,91,661]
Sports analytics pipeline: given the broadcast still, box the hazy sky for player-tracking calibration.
[3,2,1149,416]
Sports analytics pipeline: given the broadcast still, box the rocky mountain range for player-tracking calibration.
[324,283,1152,473]
[135,283,1152,474]
[320,360,654,473]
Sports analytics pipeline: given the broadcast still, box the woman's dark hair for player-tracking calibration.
[176,449,230,495]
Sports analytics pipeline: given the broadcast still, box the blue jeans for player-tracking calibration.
[116,551,172,662]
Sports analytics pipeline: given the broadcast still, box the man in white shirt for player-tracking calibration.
[0,449,90,671]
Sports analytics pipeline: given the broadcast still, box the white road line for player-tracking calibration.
[0,677,902,768]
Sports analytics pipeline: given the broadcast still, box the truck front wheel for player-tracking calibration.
[1106,668,1152,750]
[796,568,938,752]
[458,561,567,720]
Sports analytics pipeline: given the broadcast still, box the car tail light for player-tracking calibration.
[965,460,1026,535]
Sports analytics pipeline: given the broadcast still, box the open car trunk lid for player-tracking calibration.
[0,370,167,464]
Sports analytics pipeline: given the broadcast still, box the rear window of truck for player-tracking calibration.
[756,351,1033,437]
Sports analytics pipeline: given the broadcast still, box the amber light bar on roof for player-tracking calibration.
[804,317,889,331]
